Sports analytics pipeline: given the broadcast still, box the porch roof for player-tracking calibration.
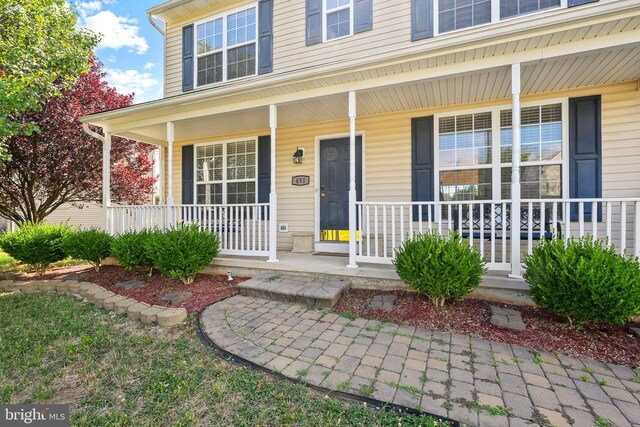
[81,9,640,146]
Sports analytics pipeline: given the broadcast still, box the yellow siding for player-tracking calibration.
[164,0,414,97]
[45,203,105,230]
[170,81,640,250]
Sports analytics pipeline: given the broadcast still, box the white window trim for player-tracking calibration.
[433,97,569,204]
[322,0,355,43]
[194,137,259,205]
[434,0,568,36]
[193,3,259,89]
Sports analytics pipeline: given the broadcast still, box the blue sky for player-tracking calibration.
[75,0,165,104]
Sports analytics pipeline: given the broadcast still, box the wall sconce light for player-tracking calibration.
[293,147,304,164]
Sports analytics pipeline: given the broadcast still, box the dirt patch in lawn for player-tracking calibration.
[336,289,640,368]
[80,265,248,313]
[5,264,247,314]
[2,264,91,281]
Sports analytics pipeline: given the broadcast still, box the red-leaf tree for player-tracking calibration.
[0,58,155,224]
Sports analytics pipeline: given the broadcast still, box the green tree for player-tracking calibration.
[0,0,98,158]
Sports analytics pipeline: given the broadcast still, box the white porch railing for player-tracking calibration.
[356,198,640,269]
[106,203,271,256]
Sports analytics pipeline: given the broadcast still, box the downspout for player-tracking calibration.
[82,123,105,143]
[147,13,165,35]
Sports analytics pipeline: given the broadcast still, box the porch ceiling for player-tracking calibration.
[120,42,640,144]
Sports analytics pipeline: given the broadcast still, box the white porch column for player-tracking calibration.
[510,64,522,278]
[158,147,165,204]
[166,122,175,228]
[268,104,279,262]
[347,91,358,268]
[103,132,112,233]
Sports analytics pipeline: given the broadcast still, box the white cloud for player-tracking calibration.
[104,68,160,103]
[144,62,155,70]
[80,10,149,54]
[77,1,102,14]
[107,55,117,63]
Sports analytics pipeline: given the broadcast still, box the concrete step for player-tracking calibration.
[236,273,351,308]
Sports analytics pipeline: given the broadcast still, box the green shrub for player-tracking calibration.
[524,236,640,327]
[110,230,156,276]
[144,224,219,284]
[393,231,486,307]
[0,222,72,274]
[61,229,113,271]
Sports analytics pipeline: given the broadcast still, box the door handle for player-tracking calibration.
[321,193,326,197]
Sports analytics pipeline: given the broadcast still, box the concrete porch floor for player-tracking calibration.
[206,251,533,306]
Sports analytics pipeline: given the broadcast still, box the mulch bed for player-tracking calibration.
[336,289,640,368]
[82,266,248,313]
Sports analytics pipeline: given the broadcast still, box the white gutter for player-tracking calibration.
[147,12,165,35]
[82,123,105,143]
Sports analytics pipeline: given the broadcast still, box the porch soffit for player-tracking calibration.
[92,22,640,136]
[120,41,640,144]
[84,16,640,141]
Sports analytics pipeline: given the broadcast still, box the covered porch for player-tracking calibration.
[82,30,640,279]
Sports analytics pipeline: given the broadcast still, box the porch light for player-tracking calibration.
[293,147,304,164]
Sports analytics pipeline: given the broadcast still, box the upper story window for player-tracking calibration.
[195,6,257,87]
[438,0,491,33]
[500,0,561,19]
[428,0,567,36]
[325,0,352,41]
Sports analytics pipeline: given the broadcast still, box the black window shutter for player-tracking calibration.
[182,25,194,92]
[354,0,373,34]
[258,136,271,205]
[306,0,323,45]
[569,95,602,222]
[411,116,435,220]
[258,0,274,74]
[182,145,194,204]
[569,0,598,7]
[411,0,433,42]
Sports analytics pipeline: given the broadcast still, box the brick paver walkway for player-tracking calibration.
[201,295,640,427]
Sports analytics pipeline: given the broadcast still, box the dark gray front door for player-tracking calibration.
[320,137,362,236]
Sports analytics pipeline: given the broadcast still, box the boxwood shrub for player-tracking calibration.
[393,231,486,307]
[0,222,72,274]
[110,229,156,275]
[524,236,640,327]
[144,224,219,284]
[61,229,113,271]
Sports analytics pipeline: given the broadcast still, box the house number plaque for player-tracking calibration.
[292,175,310,186]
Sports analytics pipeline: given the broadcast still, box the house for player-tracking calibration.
[81,0,640,279]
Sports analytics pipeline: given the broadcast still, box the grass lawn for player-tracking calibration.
[0,250,16,270]
[0,292,445,426]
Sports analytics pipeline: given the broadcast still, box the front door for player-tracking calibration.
[320,137,362,241]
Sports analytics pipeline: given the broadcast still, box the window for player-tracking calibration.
[438,0,491,33]
[196,139,257,205]
[500,104,563,199]
[500,0,561,19]
[438,112,493,200]
[325,0,352,40]
[436,102,566,203]
[195,6,257,87]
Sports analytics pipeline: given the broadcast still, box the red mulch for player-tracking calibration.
[336,289,640,368]
[82,265,248,313]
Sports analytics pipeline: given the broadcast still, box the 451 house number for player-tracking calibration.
[291,175,310,186]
